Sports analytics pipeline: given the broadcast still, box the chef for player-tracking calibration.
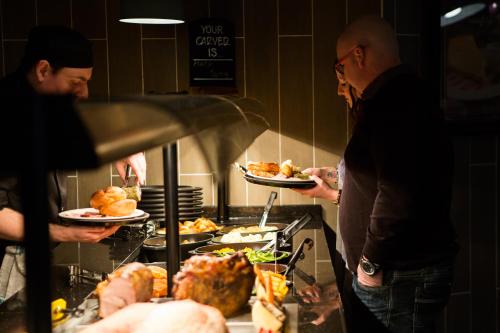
[0,25,146,302]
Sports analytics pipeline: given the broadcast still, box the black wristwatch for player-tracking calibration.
[360,256,381,276]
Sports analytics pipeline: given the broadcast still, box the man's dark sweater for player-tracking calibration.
[339,65,458,272]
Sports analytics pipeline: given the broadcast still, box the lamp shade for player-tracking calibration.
[120,0,184,24]
[441,2,486,27]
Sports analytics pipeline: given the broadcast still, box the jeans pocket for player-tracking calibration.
[352,275,391,326]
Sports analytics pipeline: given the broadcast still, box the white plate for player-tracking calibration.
[243,172,316,189]
[59,208,146,221]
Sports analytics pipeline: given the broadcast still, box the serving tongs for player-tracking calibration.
[122,164,142,202]
[284,238,314,277]
[260,212,313,252]
[259,191,277,229]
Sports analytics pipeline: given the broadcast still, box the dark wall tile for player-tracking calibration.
[245,0,279,205]
[72,0,106,39]
[451,138,470,293]
[2,0,35,39]
[142,39,177,94]
[498,290,500,330]
[106,0,142,96]
[280,36,313,205]
[210,0,243,37]
[141,25,175,39]
[280,37,313,145]
[0,4,4,78]
[145,147,163,185]
[3,41,26,74]
[245,0,278,129]
[382,0,395,28]
[314,0,348,156]
[77,166,110,208]
[88,40,108,99]
[435,310,446,333]
[37,0,70,27]
[176,0,209,91]
[66,176,78,210]
[395,0,420,34]
[398,35,419,72]
[446,294,471,333]
[470,165,497,332]
[234,38,244,95]
[347,0,380,23]
[470,135,496,164]
[279,0,311,35]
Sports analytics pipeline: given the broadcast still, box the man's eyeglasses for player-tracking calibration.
[334,45,361,75]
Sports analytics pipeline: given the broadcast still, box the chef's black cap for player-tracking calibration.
[20,25,93,72]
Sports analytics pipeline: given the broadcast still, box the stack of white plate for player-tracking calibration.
[138,185,203,222]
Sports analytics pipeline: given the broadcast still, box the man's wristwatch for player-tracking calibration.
[360,256,381,276]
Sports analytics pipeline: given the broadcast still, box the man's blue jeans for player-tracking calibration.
[352,260,454,333]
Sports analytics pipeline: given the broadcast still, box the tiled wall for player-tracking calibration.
[448,135,500,333]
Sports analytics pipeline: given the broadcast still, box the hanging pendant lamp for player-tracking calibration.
[441,2,486,27]
[120,0,184,24]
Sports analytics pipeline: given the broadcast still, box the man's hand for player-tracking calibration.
[115,152,147,185]
[357,264,383,287]
[297,283,323,303]
[298,283,341,326]
[303,167,337,184]
[310,301,341,326]
[49,224,120,243]
[293,175,339,202]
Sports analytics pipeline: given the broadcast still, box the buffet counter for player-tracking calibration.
[0,205,345,333]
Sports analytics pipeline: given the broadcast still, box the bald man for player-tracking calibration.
[330,16,457,332]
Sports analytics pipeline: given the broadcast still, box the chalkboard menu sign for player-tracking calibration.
[189,18,235,87]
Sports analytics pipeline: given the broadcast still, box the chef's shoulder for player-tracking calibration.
[0,71,27,98]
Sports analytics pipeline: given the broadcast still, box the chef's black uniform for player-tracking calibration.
[0,70,67,262]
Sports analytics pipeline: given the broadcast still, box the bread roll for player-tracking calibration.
[90,186,127,210]
[100,199,137,217]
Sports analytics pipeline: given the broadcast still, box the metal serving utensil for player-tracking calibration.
[259,191,277,229]
[260,213,313,251]
[122,164,142,201]
[283,238,314,276]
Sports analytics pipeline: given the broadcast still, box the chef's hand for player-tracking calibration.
[115,152,147,185]
[293,175,339,202]
[49,224,120,243]
[303,167,337,184]
[357,263,383,287]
